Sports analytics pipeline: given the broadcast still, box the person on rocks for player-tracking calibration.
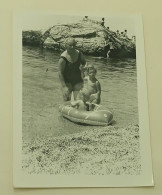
[106,41,114,58]
[123,29,128,38]
[104,37,115,58]
[101,18,105,26]
[120,32,124,38]
[116,30,120,37]
[104,38,110,57]
[58,38,86,101]
[83,16,88,21]
[71,64,101,111]
[131,36,136,44]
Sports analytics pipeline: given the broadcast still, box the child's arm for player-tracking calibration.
[80,63,88,79]
[96,80,101,100]
[89,80,101,104]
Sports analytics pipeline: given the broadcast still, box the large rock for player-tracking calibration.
[22,19,136,58]
[22,30,42,46]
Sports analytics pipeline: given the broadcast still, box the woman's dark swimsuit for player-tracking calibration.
[60,51,83,86]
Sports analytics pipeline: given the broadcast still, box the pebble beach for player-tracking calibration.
[22,123,141,175]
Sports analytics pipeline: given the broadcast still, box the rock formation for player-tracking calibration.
[22,19,136,58]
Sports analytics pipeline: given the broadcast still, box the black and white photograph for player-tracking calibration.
[13,11,153,187]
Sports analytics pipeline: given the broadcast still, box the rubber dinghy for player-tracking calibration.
[59,103,113,126]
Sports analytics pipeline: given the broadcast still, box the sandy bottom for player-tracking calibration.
[22,124,141,175]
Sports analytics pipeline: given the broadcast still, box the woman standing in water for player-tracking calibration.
[58,38,86,101]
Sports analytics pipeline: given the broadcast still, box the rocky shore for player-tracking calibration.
[22,124,141,175]
[22,19,136,58]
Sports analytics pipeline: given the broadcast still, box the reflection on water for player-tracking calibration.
[22,46,138,138]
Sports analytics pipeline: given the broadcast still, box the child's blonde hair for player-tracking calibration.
[86,64,97,74]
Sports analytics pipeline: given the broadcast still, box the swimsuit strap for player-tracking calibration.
[60,51,81,64]
[78,51,81,62]
[60,56,68,64]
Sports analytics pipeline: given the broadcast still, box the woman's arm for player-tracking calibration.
[58,58,71,101]
[80,52,86,66]
[79,64,88,79]
[58,58,66,87]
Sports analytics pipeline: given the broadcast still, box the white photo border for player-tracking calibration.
[13,11,153,188]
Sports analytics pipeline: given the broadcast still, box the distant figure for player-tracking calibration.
[116,30,120,37]
[71,64,101,111]
[132,36,136,44]
[120,32,124,37]
[110,34,126,50]
[120,32,127,40]
[101,18,105,26]
[107,42,114,58]
[83,16,88,21]
[123,30,128,38]
[104,38,114,58]
[104,38,110,57]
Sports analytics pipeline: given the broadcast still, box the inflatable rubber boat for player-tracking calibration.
[59,103,113,126]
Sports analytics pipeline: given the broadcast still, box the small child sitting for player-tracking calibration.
[71,64,101,111]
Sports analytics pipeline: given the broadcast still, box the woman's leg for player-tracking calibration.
[62,83,72,101]
[73,82,83,100]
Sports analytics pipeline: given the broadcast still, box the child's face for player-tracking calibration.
[88,68,96,77]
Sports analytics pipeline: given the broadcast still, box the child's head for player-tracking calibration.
[87,64,97,77]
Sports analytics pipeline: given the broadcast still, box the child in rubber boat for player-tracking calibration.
[71,64,101,111]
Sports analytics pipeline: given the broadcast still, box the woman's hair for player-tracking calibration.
[65,38,76,47]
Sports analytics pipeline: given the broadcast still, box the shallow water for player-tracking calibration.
[22,46,138,138]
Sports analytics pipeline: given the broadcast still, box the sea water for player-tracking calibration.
[22,46,138,139]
